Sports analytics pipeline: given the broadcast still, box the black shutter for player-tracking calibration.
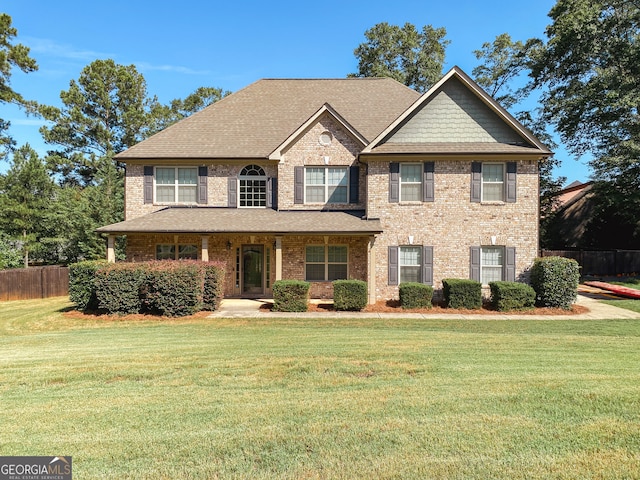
[422,246,433,285]
[349,166,359,204]
[506,162,517,203]
[227,177,237,208]
[294,166,304,204]
[505,247,516,281]
[267,177,277,209]
[470,246,481,282]
[423,162,434,202]
[143,166,154,204]
[389,162,399,203]
[388,246,399,285]
[198,166,208,204]
[471,162,482,203]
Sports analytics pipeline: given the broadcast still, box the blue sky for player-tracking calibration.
[3,0,590,183]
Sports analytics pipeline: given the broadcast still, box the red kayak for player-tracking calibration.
[584,281,640,299]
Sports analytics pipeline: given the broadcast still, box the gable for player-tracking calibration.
[387,77,524,144]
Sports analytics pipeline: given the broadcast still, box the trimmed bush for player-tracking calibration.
[489,281,536,311]
[273,280,309,312]
[399,282,433,309]
[530,256,580,309]
[443,278,482,309]
[95,263,148,315]
[333,280,368,311]
[202,262,226,311]
[68,260,109,311]
[145,261,204,317]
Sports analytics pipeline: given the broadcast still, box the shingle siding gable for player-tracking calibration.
[386,78,525,145]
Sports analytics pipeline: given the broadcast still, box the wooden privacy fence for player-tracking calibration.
[0,266,69,301]
[541,250,640,276]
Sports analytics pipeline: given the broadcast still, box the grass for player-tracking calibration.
[1,297,640,479]
[610,277,640,290]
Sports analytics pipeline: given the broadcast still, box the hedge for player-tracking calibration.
[399,282,433,309]
[530,256,580,309]
[95,263,148,315]
[202,262,226,311]
[333,280,368,311]
[489,281,535,311]
[145,261,205,317]
[273,280,309,312]
[68,260,109,311]
[443,278,482,309]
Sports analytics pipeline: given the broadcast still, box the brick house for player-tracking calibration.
[97,66,551,303]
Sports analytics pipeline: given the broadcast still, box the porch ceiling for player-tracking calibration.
[96,208,382,235]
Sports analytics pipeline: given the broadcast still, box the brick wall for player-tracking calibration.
[367,158,540,300]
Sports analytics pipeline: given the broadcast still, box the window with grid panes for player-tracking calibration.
[305,167,347,203]
[239,165,267,207]
[481,246,504,284]
[399,246,422,283]
[400,164,422,201]
[155,167,197,203]
[305,245,348,281]
[156,244,198,260]
[482,163,505,201]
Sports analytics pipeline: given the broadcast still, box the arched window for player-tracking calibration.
[239,165,267,207]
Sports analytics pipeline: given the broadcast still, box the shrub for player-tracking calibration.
[202,262,226,311]
[68,260,109,311]
[399,282,433,309]
[442,278,482,309]
[333,280,368,311]
[530,256,580,309]
[95,263,148,315]
[273,280,309,312]
[145,261,204,317]
[489,281,536,311]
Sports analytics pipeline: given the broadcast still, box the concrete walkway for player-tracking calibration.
[209,286,640,320]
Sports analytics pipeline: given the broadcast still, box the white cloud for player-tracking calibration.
[24,36,114,61]
[134,61,210,76]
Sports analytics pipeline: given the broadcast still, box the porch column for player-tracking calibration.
[107,235,116,263]
[368,235,376,304]
[201,235,209,262]
[274,236,283,281]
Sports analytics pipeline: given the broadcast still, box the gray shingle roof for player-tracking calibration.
[117,78,420,160]
[97,208,382,235]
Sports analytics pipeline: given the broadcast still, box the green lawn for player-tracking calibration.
[2,297,640,479]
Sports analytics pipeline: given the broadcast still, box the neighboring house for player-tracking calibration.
[97,66,551,303]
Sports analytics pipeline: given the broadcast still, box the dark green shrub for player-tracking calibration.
[145,261,204,317]
[95,263,148,315]
[399,282,433,309]
[530,256,580,309]
[443,278,482,309]
[68,260,109,311]
[489,281,535,311]
[333,279,368,311]
[273,280,309,312]
[202,261,226,311]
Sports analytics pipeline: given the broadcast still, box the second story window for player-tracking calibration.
[482,163,505,202]
[239,165,267,207]
[305,167,348,203]
[155,167,197,203]
[400,164,422,202]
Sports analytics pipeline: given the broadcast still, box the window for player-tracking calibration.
[481,246,504,284]
[399,246,422,283]
[156,244,198,260]
[482,163,505,201]
[239,165,267,207]
[305,167,348,203]
[305,245,348,281]
[155,167,197,203]
[400,164,422,202]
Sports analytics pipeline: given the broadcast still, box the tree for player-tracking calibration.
[0,144,56,267]
[0,13,38,160]
[530,0,640,247]
[350,22,449,92]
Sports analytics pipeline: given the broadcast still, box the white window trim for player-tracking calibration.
[480,245,504,284]
[155,243,199,261]
[481,162,506,203]
[154,166,198,204]
[399,163,423,202]
[304,167,349,204]
[238,166,267,208]
[399,245,422,283]
[304,245,349,281]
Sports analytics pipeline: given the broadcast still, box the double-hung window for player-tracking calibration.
[400,164,422,201]
[305,167,348,203]
[155,167,198,203]
[482,163,505,202]
[305,245,348,281]
[481,246,504,284]
[399,246,422,283]
[156,244,198,260]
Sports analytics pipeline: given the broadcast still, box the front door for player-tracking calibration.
[242,245,264,296]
